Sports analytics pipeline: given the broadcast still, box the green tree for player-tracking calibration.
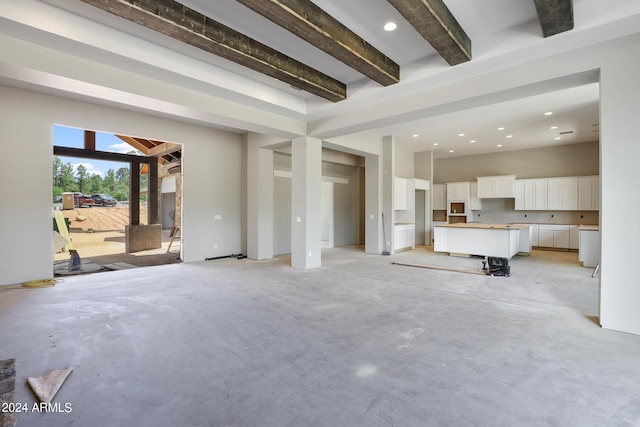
[116,167,129,182]
[76,164,88,193]
[87,174,103,194]
[103,169,116,193]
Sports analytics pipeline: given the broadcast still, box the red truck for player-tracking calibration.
[73,192,95,208]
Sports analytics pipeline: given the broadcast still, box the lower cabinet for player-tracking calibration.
[538,225,571,249]
[394,224,415,251]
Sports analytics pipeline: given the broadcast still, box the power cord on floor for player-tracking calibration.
[0,278,63,289]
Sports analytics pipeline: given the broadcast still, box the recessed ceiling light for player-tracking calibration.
[506,135,513,138]
[433,143,439,146]
[384,22,397,31]
[497,144,503,147]
[498,127,505,131]
[458,133,464,137]
[470,140,476,143]
[555,137,562,140]
[412,134,419,137]
[550,126,558,130]
[544,112,553,116]
[449,150,455,153]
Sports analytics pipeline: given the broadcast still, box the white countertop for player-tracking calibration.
[435,223,529,230]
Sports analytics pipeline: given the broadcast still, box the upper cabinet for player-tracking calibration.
[394,177,408,210]
[470,182,483,210]
[515,178,547,210]
[432,184,447,210]
[476,175,516,198]
[515,176,598,211]
[548,177,578,210]
[446,182,470,201]
[578,176,600,211]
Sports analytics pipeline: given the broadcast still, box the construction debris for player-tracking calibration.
[0,359,16,427]
[26,367,73,403]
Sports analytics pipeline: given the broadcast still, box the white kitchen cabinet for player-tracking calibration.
[547,178,563,210]
[470,182,482,210]
[432,184,447,210]
[579,227,600,267]
[446,182,470,201]
[547,177,578,210]
[515,179,546,210]
[476,175,516,198]
[514,180,525,210]
[524,180,536,210]
[538,229,555,247]
[394,223,415,251]
[513,224,538,248]
[394,177,408,210]
[530,224,539,247]
[431,221,448,245]
[569,225,579,250]
[538,225,571,249]
[578,176,600,211]
[535,179,548,210]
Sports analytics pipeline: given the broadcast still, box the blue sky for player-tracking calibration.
[54,125,134,177]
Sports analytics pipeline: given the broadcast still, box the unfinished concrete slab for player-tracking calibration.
[2,247,640,426]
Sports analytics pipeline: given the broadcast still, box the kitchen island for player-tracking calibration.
[434,223,531,258]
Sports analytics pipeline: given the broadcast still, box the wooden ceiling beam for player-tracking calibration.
[147,142,181,157]
[79,0,346,102]
[386,0,471,66]
[533,0,574,38]
[236,0,399,86]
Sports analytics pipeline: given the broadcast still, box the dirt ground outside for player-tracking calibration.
[54,205,181,270]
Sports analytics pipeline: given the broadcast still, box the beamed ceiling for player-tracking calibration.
[78,0,574,102]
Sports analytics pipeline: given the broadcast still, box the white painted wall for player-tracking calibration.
[599,37,640,335]
[433,141,599,183]
[0,86,242,285]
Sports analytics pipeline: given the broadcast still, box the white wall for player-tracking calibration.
[433,141,599,183]
[599,36,640,335]
[0,86,243,285]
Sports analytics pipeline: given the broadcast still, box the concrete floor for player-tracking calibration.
[2,246,640,426]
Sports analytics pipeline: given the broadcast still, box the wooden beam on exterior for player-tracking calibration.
[54,146,155,163]
[130,161,141,226]
[79,0,346,102]
[116,135,149,155]
[533,0,574,38]
[386,0,471,65]
[147,142,181,157]
[84,130,96,150]
[148,159,159,224]
[236,0,399,86]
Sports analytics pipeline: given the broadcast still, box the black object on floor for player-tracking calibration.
[486,257,511,276]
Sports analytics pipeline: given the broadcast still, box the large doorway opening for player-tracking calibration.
[52,125,182,275]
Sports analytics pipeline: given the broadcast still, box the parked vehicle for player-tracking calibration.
[90,194,117,207]
[73,192,95,208]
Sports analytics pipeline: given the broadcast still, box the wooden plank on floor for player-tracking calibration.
[104,262,138,271]
[392,261,487,276]
[53,210,73,250]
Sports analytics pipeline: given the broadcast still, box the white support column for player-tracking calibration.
[365,154,381,254]
[246,135,274,260]
[382,136,395,254]
[291,137,322,269]
[599,47,640,335]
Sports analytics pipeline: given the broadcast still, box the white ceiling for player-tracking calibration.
[3,0,638,158]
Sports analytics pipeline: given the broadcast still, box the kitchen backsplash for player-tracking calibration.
[470,199,599,225]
